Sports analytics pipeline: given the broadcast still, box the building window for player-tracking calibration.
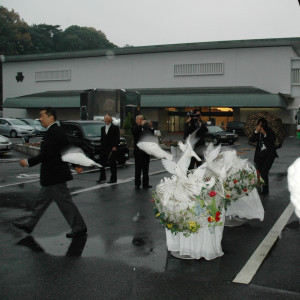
[292,69,300,85]
[174,62,224,76]
[35,69,71,82]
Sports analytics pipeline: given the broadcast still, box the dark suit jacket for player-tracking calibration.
[100,123,120,154]
[28,123,73,187]
[132,124,154,156]
[183,120,208,147]
[250,127,278,162]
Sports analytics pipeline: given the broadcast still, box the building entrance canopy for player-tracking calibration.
[141,93,287,108]
[3,91,82,108]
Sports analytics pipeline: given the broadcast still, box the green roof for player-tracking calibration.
[3,91,82,108]
[3,87,289,109]
[141,94,287,108]
[4,37,300,62]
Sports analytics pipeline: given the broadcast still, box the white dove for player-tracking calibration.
[61,152,102,167]
[137,142,173,160]
[287,157,300,217]
[162,133,201,179]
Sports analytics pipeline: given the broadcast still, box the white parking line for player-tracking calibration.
[71,169,167,195]
[0,169,167,189]
[0,179,39,188]
[233,202,295,284]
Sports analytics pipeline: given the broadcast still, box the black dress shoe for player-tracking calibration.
[135,185,141,190]
[96,179,106,184]
[12,222,32,234]
[143,185,153,189]
[66,228,87,238]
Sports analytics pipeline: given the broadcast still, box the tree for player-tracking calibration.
[55,25,117,52]
[123,112,133,135]
[27,24,61,54]
[0,6,32,55]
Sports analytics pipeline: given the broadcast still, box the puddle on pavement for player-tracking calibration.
[16,233,166,272]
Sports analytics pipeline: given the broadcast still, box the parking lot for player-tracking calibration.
[0,136,299,299]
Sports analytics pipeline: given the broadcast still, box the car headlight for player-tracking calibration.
[221,135,226,138]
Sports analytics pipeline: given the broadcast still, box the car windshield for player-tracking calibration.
[34,120,42,126]
[81,123,102,137]
[22,119,34,125]
[9,119,27,125]
[207,126,223,133]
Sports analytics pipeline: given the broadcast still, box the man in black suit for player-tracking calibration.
[13,107,87,238]
[132,115,154,189]
[250,117,278,195]
[97,114,120,184]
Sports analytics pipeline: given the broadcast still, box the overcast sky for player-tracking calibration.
[2,0,300,47]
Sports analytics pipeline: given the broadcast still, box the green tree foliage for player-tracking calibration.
[123,112,133,134]
[55,25,117,52]
[0,6,32,55]
[0,6,117,56]
[27,24,61,54]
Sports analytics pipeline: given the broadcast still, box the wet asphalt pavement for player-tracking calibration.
[0,136,299,299]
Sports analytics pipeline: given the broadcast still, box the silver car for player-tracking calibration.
[0,118,36,138]
[19,118,46,136]
[0,135,12,154]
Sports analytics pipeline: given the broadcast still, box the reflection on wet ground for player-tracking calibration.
[17,234,88,257]
[15,232,167,272]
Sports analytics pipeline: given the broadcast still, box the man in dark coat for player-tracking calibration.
[13,107,87,238]
[97,114,120,183]
[183,109,208,170]
[250,117,278,195]
[132,115,154,189]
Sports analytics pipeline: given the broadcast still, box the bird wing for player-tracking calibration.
[61,152,102,167]
[187,128,200,149]
[161,159,177,175]
[137,142,173,160]
[205,143,221,163]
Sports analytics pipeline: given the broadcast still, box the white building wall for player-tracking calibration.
[3,46,296,101]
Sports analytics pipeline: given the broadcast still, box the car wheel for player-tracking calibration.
[213,138,219,146]
[229,141,234,145]
[10,130,17,138]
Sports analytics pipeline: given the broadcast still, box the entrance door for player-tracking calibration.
[168,115,185,132]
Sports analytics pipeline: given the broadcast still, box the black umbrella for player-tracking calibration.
[244,111,287,148]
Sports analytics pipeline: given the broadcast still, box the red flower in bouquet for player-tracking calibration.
[243,188,248,192]
[209,191,217,197]
[233,179,238,184]
[208,211,221,223]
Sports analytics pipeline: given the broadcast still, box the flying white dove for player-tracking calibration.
[61,152,101,167]
[287,157,300,217]
[137,142,173,160]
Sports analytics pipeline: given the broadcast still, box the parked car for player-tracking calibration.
[0,135,12,155]
[60,120,129,165]
[0,118,36,138]
[19,118,46,136]
[205,125,239,145]
[226,121,246,135]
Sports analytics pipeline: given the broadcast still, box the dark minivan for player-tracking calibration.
[60,120,129,165]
